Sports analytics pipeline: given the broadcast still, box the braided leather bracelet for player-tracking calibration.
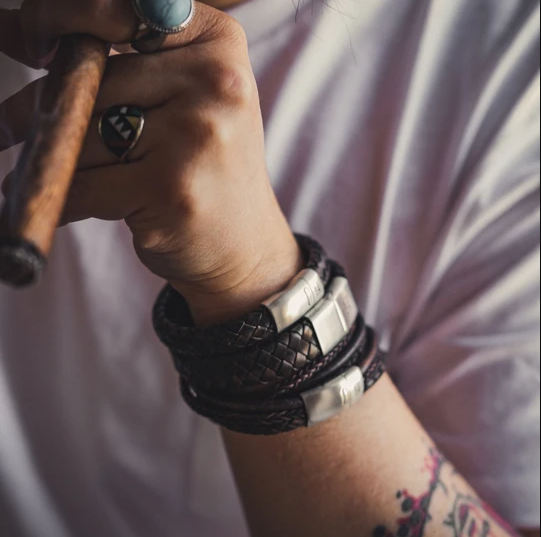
[180,325,387,435]
[156,261,357,399]
[153,235,333,356]
[153,237,387,435]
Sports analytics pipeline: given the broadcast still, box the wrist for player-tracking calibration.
[170,231,303,326]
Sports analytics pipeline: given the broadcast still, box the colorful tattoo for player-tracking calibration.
[372,446,519,537]
[445,495,520,537]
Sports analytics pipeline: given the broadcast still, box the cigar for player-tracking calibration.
[0,35,110,287]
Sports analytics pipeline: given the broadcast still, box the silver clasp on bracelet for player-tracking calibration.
[306,277,358,355]
[301,366,365,427]
[301,277,363,426]
[263,269,325,333]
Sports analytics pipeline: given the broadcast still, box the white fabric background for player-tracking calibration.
[0,0,539,535]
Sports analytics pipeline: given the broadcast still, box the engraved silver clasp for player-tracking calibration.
[263,269,325,333]
[301,366,365,427]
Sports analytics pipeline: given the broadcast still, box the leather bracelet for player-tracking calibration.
[172,307,362,399]
[180,324,387,435]
[153,234,334,356]
[152,235,387,435]
[167,261,359,399]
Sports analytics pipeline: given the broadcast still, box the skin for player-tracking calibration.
[0,1,538,536]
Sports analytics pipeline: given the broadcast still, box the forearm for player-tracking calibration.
[224,374,523,537]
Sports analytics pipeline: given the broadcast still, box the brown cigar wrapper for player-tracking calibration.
[0,35,110,287]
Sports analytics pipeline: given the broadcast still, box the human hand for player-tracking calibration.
[0,1,302,324]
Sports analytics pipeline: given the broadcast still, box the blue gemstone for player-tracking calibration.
[134,0,193,32]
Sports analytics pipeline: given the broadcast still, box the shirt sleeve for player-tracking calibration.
[390,69,540,528]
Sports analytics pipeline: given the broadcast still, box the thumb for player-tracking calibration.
[0,9,55,69]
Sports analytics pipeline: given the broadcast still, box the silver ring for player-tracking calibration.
[131,0,195,35]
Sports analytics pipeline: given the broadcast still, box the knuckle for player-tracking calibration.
[221,16,248,45]
[153,164,198,215]
[167,105,232,149]
[169,184,198,215]
[193,110,230,148]
[207,62,255,107]
[225,18,249,46]
[209,12,248,47]
[150,152,194,201]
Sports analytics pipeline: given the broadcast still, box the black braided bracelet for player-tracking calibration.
[153,234,333,356]
[181,325,387,436]
[172,318,360,398]
[153,236,388,435]
[161,261,357,399]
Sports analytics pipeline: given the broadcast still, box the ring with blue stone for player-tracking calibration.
[132,0,195,35]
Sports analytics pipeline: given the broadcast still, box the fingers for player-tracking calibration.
[0,50,184,153]
[2,1,246,70]
[18,0,244,58]
[131,3,245,53]
[93,51,192,114]
[0,9,29,64]
[1,92,190,221]
[0,78,44,151]
[0,0,254,236]
[20,0,137,60]
[0,9,54,68]
[61,161,149,223]
[0,44,229,154]
[2,113,174,225]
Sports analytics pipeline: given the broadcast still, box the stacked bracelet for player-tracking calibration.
[155,260,350,398]
[153,235,387,436]
[180,324,386,435]
[153,234,333,356]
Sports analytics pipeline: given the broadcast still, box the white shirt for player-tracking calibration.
[0,0,539,535]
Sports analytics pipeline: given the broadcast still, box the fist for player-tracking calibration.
[0,1,302,323]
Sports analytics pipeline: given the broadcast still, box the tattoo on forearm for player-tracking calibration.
[372,447,520,537]
[444,493,519,537]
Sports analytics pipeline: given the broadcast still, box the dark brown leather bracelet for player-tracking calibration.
[153,234,334,357]
[162,261,358,399]
[180,324,387,435]
[152,235,387,435]
[173,309,362,399]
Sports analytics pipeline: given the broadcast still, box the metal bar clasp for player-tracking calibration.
[305,277,358,355]
[263,269,325,333]
[301,366,365,427]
